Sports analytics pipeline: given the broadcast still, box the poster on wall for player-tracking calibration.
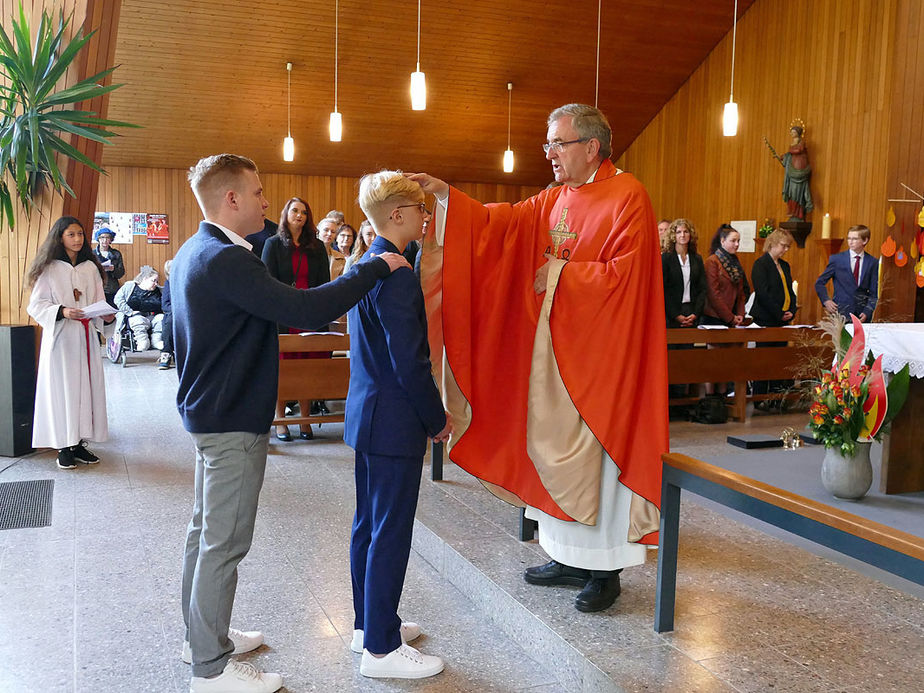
[93,211,133,244]
[109,212,134,242]
[147,214,169,244]
[132,213,148,236]
[730,219,757,254]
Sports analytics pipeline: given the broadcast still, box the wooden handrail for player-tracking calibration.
[666,326,825,345]
[662,452,924,561]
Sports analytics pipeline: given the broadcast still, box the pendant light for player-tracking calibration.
[329,0,342,141]
[410,0,426,110]
[723,0,739,136]
[283,62,295,161]
[502,83,514,173]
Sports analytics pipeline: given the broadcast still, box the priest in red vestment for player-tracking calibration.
[409,103,668,612]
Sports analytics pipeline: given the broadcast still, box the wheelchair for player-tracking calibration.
[106,314,137,368]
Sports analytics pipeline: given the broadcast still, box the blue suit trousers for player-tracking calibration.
[350,450,423,655]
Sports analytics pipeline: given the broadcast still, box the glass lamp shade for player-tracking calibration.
[283,136,295,162]
[502,148,514,173]
[329,111,342,142]
[723,101,738,137]
[410,71,426,111]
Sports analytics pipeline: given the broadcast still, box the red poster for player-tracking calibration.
[146,214,169,244]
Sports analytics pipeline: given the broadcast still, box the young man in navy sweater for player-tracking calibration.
[346,171,452,679]
[172,154,408,693]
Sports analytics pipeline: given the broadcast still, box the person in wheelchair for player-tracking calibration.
[114,265,165,352]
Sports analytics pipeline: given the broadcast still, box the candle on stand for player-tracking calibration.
[822,213,831,239]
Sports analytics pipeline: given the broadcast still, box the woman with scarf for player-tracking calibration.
[703,224,750,395]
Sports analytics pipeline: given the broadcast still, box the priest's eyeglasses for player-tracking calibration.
[542,138,588,155]
[393,203,431,216]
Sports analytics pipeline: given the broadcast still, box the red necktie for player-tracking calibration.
[853,255,860,284]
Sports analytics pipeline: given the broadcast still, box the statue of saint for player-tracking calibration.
[766,122,814,221]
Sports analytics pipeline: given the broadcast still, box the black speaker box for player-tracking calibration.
[0,325,37,457]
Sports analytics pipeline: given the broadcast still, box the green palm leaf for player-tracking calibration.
[0,2,138,231]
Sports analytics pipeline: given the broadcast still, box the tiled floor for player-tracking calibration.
[0,352,922,692]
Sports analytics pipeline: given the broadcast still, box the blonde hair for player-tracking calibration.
[847,224,871,242]
[357,170,423,231]
[762,228,794,254]
[187,154,257,215]
[662,217,699,254]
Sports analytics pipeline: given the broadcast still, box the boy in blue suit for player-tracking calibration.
[815,224,879,322]
[346,170,452,679]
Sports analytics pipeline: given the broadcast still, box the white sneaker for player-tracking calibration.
[359,643,444,679]
[182,628,264,664]
[350,621,421,654]
[189,659,282,693]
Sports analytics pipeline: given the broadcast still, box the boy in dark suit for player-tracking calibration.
[814,224,879,322]
[346,170,452,679]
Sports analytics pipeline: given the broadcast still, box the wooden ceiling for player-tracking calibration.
[103,0,755,186]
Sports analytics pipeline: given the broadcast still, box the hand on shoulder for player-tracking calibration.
[372,252,412,274]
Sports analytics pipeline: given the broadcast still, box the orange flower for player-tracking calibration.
[833,415,844,424]
[813,415,825,424]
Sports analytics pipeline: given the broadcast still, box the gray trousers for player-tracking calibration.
[181,431,269,678]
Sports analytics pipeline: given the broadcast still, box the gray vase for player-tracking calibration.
[821,441,873,500]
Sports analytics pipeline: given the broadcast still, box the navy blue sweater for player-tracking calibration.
[171,221,390,433]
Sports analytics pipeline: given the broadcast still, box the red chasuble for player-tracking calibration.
[425,160,668,545]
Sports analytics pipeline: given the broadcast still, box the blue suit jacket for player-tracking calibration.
[814,249,878,319]
[344,237,446,457]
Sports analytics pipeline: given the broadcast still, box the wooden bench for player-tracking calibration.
[274,332,350,437]
[654,452,924,632]
[667,326,832,421]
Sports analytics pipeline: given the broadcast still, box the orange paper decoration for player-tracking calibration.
[886,206,896,227]
[894,246,908,267]
[881,235,896,257]
[917,273,924,288]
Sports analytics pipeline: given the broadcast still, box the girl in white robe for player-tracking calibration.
[27,216,109,469]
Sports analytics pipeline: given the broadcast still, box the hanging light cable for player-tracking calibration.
[283,62,294,161]
[594,0,601,108]
[410,0,426,110]
[723,0,739,136]
[503,82,514,173]
[329,0,342,141]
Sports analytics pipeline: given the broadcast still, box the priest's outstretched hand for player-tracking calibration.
[405,172,449,199]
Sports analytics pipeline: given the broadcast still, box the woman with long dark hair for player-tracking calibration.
[27,216,110,469]
[261,197,330,440]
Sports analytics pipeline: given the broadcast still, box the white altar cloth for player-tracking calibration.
[846,322,924,378]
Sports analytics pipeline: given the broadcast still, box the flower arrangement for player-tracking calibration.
[808,316,909,456]
[758,218,775,238]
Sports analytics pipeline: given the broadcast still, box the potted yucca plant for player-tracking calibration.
[0,3,136,230]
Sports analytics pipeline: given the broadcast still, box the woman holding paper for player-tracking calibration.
[27,216,110,469]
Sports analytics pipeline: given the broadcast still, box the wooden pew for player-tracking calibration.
[667,326,832,421]
[274,332,350,438]
[654,452,924,633]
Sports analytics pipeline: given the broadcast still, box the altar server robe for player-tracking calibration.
[422,160,668,547]
[28,259,109,450]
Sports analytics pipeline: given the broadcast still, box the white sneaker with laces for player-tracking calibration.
[182,628,264,664]
[350,621,421,654]
[359,643,444,679]
[189,659,282,693]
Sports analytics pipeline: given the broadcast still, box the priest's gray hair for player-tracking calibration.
[357,170,424,231]
[548,103,612,160]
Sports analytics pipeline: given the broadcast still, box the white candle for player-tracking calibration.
[792,280,799,297]
[822,213,831,239]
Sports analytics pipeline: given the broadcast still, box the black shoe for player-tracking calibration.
[57,448,77,469]
[71,441,99,464]
[524,560,591,587]
[275,427,292,442]
[575,572,622,612]
[317,402,331,415]
[299,429,313,440]
[309,401,322,415]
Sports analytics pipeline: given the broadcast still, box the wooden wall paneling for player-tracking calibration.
[880,0,924,321]
[615,0,900,326]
